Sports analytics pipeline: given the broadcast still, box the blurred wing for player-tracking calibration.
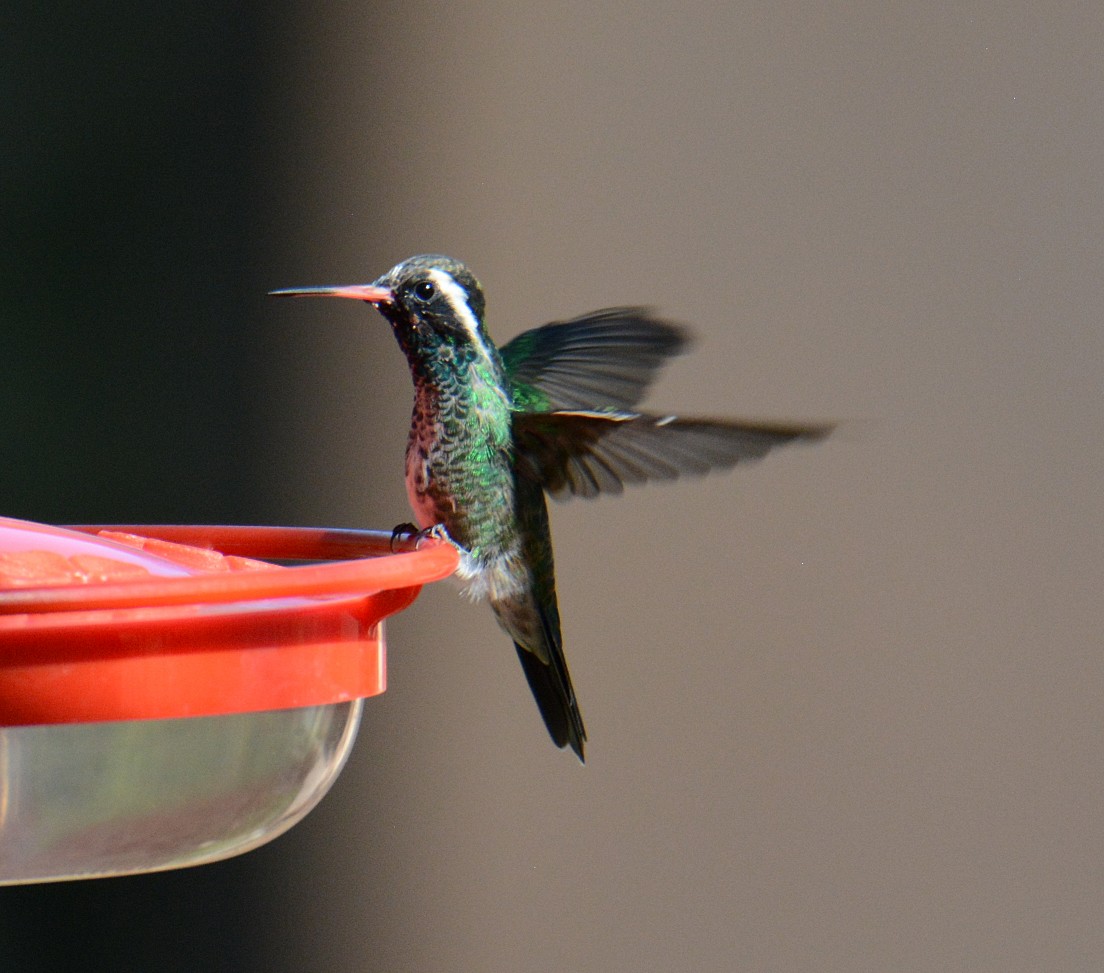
[500,309,689,412]
[514,410,833,500]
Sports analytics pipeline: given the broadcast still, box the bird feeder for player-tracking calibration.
[0,517,457,885]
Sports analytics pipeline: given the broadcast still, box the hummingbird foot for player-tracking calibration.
[389,522,420,552]
[390,522,453,552]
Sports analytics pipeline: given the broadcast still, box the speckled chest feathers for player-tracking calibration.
[403,343,516,563]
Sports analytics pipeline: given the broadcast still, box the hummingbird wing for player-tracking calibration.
[500,309,688,412]
[513,410,832,500]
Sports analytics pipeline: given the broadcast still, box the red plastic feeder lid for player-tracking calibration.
[0,519,458,727]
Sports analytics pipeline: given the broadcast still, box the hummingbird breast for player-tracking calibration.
[404,368,524,601]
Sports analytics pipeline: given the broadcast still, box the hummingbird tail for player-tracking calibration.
[492,582,587,762]
[513,641,586,762]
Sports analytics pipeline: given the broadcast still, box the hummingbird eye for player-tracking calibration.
[412,280,436,302]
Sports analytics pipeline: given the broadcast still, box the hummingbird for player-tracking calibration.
[271,254,830,761]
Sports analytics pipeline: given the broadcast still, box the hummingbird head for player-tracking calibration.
[270,254,495,377]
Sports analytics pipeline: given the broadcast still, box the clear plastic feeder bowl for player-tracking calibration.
[0,518,457,885]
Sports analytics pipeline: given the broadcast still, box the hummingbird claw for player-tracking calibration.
[389,522,420,552]
[390,522,452,552]
[415,523,452,549]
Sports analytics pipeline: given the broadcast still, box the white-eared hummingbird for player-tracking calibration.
[272,254,830,761]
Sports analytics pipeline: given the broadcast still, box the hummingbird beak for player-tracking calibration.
[268,284,393,304]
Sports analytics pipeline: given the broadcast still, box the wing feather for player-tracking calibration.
[500,309,688,412]
[514,411,833,500]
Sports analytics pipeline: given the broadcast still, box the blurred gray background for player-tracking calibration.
[5,2,1104,970]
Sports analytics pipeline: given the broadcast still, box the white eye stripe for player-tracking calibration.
[427,268,495,363]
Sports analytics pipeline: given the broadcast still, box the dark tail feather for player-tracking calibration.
[497,475,587,760]
[514,642,586,762]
